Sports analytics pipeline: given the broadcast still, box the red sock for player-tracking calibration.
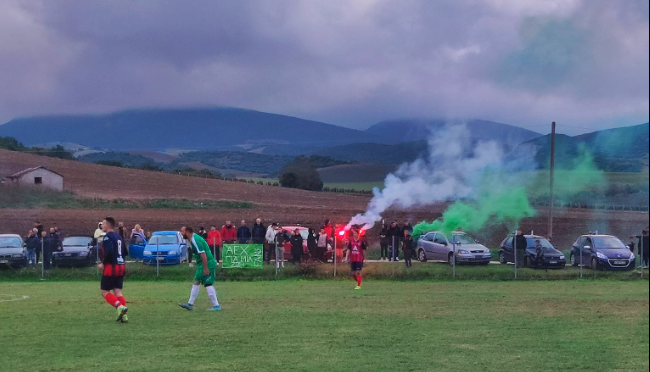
[356,274,362,287]
[117,296,126,306]
[104,293,119,308]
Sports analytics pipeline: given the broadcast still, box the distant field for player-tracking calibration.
[0,280,647,372]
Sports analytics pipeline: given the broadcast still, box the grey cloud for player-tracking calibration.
[0,0,647,135]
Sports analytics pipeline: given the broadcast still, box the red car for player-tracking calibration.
[280,226,333,262]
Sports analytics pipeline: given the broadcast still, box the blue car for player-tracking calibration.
[570,234,635,271]
[142,231,187,265]
[129,232,147,261]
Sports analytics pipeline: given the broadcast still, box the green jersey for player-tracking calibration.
[188,233,217,267]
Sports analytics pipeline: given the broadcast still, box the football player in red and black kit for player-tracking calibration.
[99,217,129,323]
[345,230,367,290]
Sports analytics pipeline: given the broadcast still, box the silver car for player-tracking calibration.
[417,231,492,265]
[0,234,27,268]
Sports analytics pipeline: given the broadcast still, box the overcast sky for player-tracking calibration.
[0,0,648,134]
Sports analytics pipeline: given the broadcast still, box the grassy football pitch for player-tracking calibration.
[0,280,647,372]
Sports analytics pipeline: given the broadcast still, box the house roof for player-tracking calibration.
[8,166,63,179]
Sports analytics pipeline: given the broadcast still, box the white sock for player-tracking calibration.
[206,286,220,307]
[188,285,200,305]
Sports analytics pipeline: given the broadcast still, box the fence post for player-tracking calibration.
[275,235,279,277]
[41,238,45,281]
[156,242,160,279]
[452,242,456,279]
[513,231,518,280]
[333,236,337,277]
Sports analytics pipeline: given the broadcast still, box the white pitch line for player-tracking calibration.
[0,295,29,303]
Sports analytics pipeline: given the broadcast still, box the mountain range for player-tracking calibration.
[1,107,647,176]
[0,107,540,152]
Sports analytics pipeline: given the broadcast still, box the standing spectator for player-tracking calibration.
[221,221,237,245]
[307,228,318,260]
[131,224,145,239]
[379,224,389,261]
[275,227,289,268]
[34,221,44,236]
[32,228,41,264]
[387,221,402,261]
[251,219,266,245]
[403,221,413,236]
[198,226,208,240]
[317,228,329,262]
[41,231,59,270]
[49,227,62,252]
[265,223,278,264]
[237,220,251,244]
[515,229,528,268]
[322,219,334,242]
[207,226,222,265]
[94,222,106,254]
[636,227,649,269]
[290,229,304,264]
[24,230,39,269]
[628,236,636,252]
[402,231,414,269]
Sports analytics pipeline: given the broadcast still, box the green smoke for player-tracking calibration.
[413,186,536,241]
[528,143,606,201]
[413,145,604,241]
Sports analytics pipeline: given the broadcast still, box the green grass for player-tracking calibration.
[1,261,647,282]
[0,280,647,371]
[0,185,253,209]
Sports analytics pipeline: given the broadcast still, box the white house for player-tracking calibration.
[7,166,64,191]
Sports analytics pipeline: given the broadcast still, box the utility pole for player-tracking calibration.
[548,122,556,241]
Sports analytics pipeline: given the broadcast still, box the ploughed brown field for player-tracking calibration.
[1,149,648,249]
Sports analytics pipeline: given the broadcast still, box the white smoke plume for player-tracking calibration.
[347,124,508,230]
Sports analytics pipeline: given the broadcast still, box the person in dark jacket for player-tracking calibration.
[251,219,266,245]
[402,231,414,268]
[198,226,208,240]
[403,221,413,236]
[25,230,39,269]
[636,227,649,269]
[514,229,528,268]
[290,229,304,264]
[387,222,402,261]
[41,230,60,270]
[307,228,318,260]
[379,225,389,261]
[235,221,250,244]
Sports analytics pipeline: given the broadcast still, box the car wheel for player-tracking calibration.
[570,254,577,267]
[591,257,599,270]
[418,249,427,262]
[448,253,455,265]
[499,252,507,264]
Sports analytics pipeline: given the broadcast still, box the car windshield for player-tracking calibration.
[451,233,476,245]
[0,237,22,248]
[593,236,626,250]
[148,235,178,245]
[63,237,92,246]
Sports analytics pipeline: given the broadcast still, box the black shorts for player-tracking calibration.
[350,261,364,271]
[101,275,124,291]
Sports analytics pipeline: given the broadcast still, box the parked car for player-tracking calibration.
[129,232,147,260]
[142,231,187,265]
[417,231,492,265]
[498,235,566,269]
[569,234,635,271]
[52,236,96,267]
[0,234,27,268]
